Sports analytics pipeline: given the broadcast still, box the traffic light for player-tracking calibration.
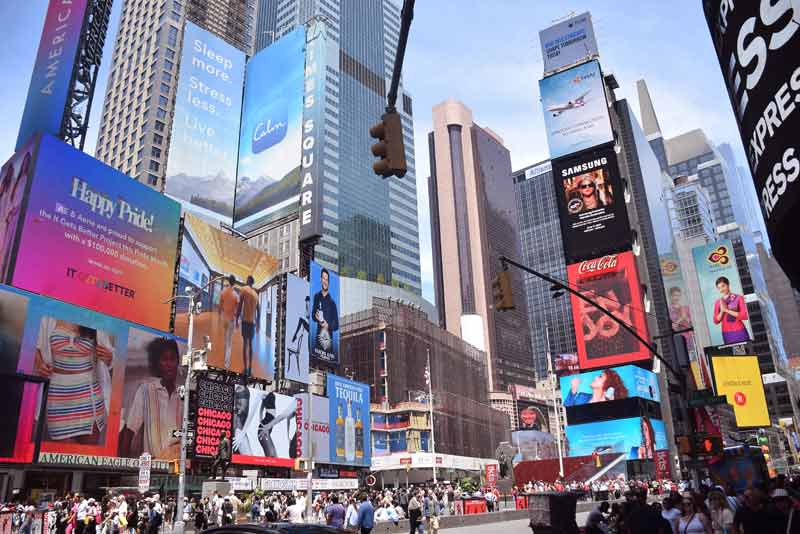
[369,111,407,178]
[693,435,723,456]
[677,436,691,455]
[492,271,515,311]
[169,459,180,475]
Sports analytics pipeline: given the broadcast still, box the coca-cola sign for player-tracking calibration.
[567,251,651,370]
[577,255,618,274]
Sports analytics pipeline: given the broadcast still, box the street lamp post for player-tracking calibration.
[545,326,564,479]
[427,347,437,484]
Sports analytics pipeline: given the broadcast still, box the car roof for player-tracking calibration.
[203,524,347,534]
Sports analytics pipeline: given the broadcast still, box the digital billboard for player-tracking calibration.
[692,240,753,347]
[231,385,296,467]
[173,212,279,379]
[552,145,631,262]
[284,274,310,384]
[16,0,89,150]
[553,353,579,375]
[295,393,330,463]
[516,400,549,432]
[565,417,667,460]
[327,375,370,466]
[309,261,340,365]
[539,60,613,160]
[702,1,800,287]
[0,282,185,468]
[9,135,181,332]
[165,22,246,223]
[193,377,234,460]
[0,139,37,285]
[567,252,651,370]
[560,365,660,407]
[711,356,770,428]
[539,12,599,76]
[511,430,559,463]
[234,27,306,231]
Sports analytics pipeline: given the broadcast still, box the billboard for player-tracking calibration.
[295,393,330,463]
[692,240,753,347]
[553,353,579,375]
[297,19,328,242]
[511,430,559,463]
[283,274,310,384]
[173,212,279,379]
[702,1,800,286]
[165,22,246,223]
[0,139,37,285]
[16,0,89,150]
[231,386,296,467]
[8,135,181,331]
[539,60,613,160]
[193,378,234,459]
[516,400,549,432]
[565,417,668,460]
[711,356,770,428]
[539,12,599,76]
[567,252,651,370]
[309,261,340,365]
[560,365,660,407]
[552,146,631,262]
[234,27,306,231]
[327,375,370,466]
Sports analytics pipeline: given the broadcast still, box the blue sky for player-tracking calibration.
[0,1,747,304]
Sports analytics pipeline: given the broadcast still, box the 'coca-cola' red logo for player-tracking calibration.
[577,255,618,274]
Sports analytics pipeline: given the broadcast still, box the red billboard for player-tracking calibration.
[567,251,650,370]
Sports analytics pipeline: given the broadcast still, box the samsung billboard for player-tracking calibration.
[539,60,613,160]
[165,22,246,223]
[234,27,306,231]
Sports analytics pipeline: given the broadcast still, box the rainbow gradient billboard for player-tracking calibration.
[16,0,89,150]
[6,135,181,331]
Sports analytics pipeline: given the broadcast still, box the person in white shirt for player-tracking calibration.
[345,498,359,530]
[285,497,304,524]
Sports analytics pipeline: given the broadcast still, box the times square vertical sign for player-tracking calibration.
[702,0,800,285]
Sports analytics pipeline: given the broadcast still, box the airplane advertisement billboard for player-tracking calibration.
[552,145,631,263]
[539,60,613,160]
[165,22,246,223]
[567,251,651,370]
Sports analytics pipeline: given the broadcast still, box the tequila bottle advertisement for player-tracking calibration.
[327,375,370,466]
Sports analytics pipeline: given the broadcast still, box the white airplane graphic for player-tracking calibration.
[547,90,591,117]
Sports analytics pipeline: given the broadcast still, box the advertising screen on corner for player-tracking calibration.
[8,136,181,332]
[560,365,659,407]
[567,251,651,370]
[565,417,667,460]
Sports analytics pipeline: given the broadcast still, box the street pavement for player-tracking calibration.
[439,511,590,532]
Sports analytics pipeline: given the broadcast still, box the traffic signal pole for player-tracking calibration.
[386,0,415,112]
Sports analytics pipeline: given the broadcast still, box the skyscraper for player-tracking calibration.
[94,0,256,189]
[513,161,576,380]
[253,0,422,294]
[428,99,533,392]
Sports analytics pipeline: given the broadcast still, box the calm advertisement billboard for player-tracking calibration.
[165,22,246,223]
[567,252,651,370]
[692,240,753,347]
[309,261,340,366]
[539,60,613,160]
[552,146,631,263]
[231,386,296,467]
[565,417,667,460]
[539,12,599,76]
[327,375,370,467]
[16,0,89,150]
[711,356,770,428]
[173,212,279,380]
[560,365,660,407]
[234,27,306,231]
[9,135,181,332]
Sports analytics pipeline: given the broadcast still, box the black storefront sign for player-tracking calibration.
[703,0,800,285]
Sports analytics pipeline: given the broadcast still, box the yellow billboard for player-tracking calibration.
[711,356,770,427]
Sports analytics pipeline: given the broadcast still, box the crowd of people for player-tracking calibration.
[583,475,800,534]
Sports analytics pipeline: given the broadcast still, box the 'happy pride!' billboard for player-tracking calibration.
[1,135,182,331]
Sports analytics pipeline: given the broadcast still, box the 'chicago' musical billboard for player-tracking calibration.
[702,0,800,286]
[567,251,651,370]
[4,135,181,332]
[552,145,631,263]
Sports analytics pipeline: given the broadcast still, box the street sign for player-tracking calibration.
[138,453,152,493]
